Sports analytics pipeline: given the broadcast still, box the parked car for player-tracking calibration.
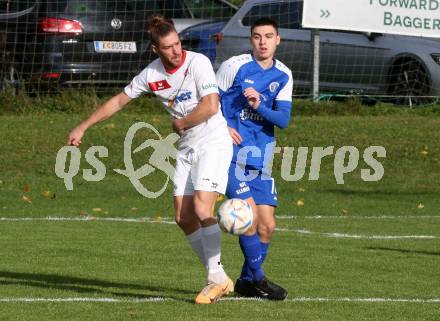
[179,20,227,63]
[0,0,236,92]
[215,0,440,104]
[174,0,237,33]
[182,0,237,20]
[178,0,236,63]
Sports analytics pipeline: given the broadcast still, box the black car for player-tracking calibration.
[0,0,192,92]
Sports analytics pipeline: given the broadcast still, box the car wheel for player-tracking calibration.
[387,59,432,106]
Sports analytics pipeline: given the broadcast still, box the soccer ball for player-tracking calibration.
[217,198,253,235]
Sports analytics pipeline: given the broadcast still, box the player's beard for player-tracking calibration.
[163,52,182,69]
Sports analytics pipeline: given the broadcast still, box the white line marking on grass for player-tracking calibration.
[1,216,439,240]
[276,228,440,239]
[222,297,440,303]
[0,297,170,303]
[276,215,440,220]
[0,216,176,224]
[0,297,439,304]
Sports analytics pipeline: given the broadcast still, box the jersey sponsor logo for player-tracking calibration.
[269,82,280,93]
[175,91,193,103]
[239,108,263,122]
[202,83,217,90]
[244,78,254,84]
[148,80,171,91]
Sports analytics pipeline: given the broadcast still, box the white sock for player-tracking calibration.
[186,228,207,270]
[201,223,228,284]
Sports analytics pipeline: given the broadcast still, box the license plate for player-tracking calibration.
[94,41,137,53]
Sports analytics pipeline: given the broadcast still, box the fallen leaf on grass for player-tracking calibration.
[417,203,425,209]
[296,199,304,206]
[42,190,56,199]
[102,123,116,129]
[22,195,32,203]
[92,208,102,212]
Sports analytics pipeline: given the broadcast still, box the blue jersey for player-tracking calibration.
[216,54,293,169]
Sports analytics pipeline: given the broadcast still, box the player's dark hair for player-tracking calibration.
[148,15,177,46]
[251,17,279,35]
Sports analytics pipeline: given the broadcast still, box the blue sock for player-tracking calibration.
[239,233,265,282]
[240,260,253,282]
[260,241,269,264]
[241,242,269,281]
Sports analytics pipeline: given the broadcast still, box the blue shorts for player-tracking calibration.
[226,162,277,206]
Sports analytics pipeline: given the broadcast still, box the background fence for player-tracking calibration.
[1,0,439,105]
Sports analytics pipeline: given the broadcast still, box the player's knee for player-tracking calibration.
[258,221,276,239]
[193,199,211,221]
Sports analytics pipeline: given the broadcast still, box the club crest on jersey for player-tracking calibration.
[148,80,171,91]
[269,82,280,93]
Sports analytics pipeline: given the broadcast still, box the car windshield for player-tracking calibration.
[183,0,236,19]
[242,1,303,29]
[0,0,35,13]
[46,0,191,18]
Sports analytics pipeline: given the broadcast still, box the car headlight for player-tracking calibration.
[431,54,440,65]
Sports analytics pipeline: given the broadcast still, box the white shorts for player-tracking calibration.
[173,142,233,196]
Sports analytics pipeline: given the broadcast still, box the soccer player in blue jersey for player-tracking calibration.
[216,17,293,300]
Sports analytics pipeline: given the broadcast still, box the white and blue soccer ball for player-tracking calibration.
[217,198,253,235]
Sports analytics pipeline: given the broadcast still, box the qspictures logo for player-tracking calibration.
[55,122,386,198]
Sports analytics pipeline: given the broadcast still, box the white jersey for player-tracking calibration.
[124,50,229,151]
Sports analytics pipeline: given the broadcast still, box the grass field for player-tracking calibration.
[0,97,439,320]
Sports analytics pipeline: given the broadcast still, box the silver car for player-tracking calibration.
[174,0,237,32]
[215,0,440,104]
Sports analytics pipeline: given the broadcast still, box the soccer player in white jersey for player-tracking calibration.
[67,16,233,304]
[216,18,293,300]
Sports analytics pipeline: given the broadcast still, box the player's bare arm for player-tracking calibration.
[67,91,132,146]
[172,93,219,134]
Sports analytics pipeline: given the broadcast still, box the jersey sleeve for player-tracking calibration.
[191,54,219,98]
[124,68,151,99]
[275,68,293,104]
[255,102,292,129]
[215,58,238,95]
[255,68,294,129]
